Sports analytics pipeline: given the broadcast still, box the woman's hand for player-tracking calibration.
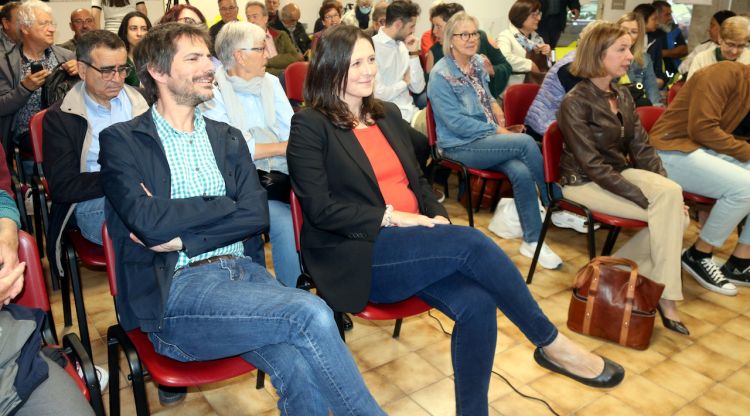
[535,43,552,56]
[390,211,450,228]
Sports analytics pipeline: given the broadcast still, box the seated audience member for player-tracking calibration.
[617,12,662,106]
[652,0,687,76]
[202,22,301,287]
[373,0,424,123]
[92,0,148,33]
[0,2,21,53]
[59,8,95,52]
[537,0,580,49]
[158,4,207,27]
[288,24,624,416]
[363,1,387,37]
[245,1,302,78]
[0,146,95,416]
[425,2,511,99]
[313,0,341,33]
[679,10,735,75]
[209,0,239,45]
[497,0,552,87]
[117,11,151,87]
[688,16,750,79]
[342,0,372,29]
[266,0,280,26]
[311,1,341,55]
[43,30,148,280]
[650,60,750,293]
[428,12,584,268]
[99,22,385,415]
[634,3,667,88]
[271,2,311,56]
[0,0,77,156]
[558,22,689,334]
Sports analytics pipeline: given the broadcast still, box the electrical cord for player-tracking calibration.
[426,311,561,416]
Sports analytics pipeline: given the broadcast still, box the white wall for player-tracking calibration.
[47,0,164,44]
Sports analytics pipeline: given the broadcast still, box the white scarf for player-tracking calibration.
[213,68,277,134]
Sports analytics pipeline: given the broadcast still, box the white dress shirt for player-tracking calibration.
[372,29,425,122]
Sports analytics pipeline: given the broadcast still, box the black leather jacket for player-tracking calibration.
[558,80,666,209]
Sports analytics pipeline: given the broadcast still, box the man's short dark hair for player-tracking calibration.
[714,10,737,26]
[76,30,126,62]
[508,0,541,29]
[429,2,464,22]
[133,22,211,103]
[385,0,420,27]
[0,1,20,23]
[633,3,657,23]
[652,1,671,11]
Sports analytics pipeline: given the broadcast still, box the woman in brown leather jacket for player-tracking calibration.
[557,23,690,335]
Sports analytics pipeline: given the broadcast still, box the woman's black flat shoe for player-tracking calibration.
[533,348,625,388]
[657,305,690,335]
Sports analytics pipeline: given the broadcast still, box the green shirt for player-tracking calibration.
[125,57,139,87]
[151,106,244,269]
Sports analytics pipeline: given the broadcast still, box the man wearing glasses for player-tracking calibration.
[209,0,239,46]
[59,8,96,52]
[43,30,147,279]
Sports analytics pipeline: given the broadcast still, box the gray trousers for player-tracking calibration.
[14,355,94,416]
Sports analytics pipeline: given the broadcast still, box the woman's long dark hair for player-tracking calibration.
[117,11,152,52]
[304,25,384,129]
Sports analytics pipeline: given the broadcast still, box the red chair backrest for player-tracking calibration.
[667,81,684,105]
[29,109,47,164]
[503,83,540,126]
[284,61,309,102]
[541,122,563,184]
[102,224,118,297]
[425,101,437,147]
[636,106,665,133]
[289,190,303,252]
[13,231,50,312]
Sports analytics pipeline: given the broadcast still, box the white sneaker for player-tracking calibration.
[520,241,563,269]
[551,211,600,234]
[76,364,109,393]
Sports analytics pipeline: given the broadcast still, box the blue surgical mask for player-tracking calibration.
[359,6,372,14]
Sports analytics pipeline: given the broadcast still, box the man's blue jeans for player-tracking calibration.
[370,225,558,416]
[268,200,302,287]
[442,133,553,243]
[75,197,105,245]
[148,257,384,416]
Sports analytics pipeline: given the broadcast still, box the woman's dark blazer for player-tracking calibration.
[287,101,449,313]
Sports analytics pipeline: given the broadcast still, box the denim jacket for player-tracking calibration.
[625,53,662,106]
[427,54,496,149]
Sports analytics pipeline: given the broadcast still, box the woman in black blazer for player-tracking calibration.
[287,25,623,415]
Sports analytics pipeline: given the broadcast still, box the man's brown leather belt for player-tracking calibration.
[182,255,240,270]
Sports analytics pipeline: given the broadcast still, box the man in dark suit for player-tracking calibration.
[98,22,383,414]
[537,0,580,49]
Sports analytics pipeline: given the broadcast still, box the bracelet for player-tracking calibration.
[381,204,394,227]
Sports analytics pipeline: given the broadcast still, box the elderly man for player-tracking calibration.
[98,22,384,415]
[265,0,279,25]
[245,1,302,77]
[209,0,238,44]
[0,0,76,157]
[58,8,95,52]
[271,2,310,55]
[0,2,21,53]
[652,0,687,76]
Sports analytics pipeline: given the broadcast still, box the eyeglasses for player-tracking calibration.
[722,40,748,50]
[80,60,133,81]
[36,20,57,29]
[240,46,266,53]
[219,6,237,12]
[531,10,543,18]
[72,18,95,25]
[452,31,480,41]
[323,13,340,21]
[177,17,199,24]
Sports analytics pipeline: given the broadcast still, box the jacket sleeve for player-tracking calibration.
[625,97,666,176]
[287,111,385,242]
[558,94,650,208]
[426,69,496,140]
[99,125,240,247]
[42,108,103,204]
[0,71,33,116]
[482,32,512,97]
[496,31,532,73]
[267,31,301,72]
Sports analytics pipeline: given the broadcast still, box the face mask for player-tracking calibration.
[359,6,372,14]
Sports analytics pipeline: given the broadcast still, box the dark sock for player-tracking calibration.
[727,255,750,269]
[689,245,712,260]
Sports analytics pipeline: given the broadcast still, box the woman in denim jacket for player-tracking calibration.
[428,12,563,269]
[617,13,662,106]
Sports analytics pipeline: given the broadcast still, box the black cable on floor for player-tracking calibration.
[426,311,561,416]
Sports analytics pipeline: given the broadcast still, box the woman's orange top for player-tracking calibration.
[353,125,419,214]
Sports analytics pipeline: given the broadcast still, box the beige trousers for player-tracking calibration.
[562,169,687,300]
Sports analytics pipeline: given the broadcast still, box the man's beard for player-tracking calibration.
[168,72,214,106]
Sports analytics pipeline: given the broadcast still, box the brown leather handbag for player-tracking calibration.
[567,257,665,350]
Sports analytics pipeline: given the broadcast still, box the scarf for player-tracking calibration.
[213,68,277,134]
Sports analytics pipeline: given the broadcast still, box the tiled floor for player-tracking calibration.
[50,186,750,415]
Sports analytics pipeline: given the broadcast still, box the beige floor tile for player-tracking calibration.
[672,404,717,416]
[489,387,563,416]
[391,315,451,352]
[344,316,389,343]
[347,331,411,372]
[649,326,696,358]
[641,359,715,401]
[154,396,218,416]
[528,372,608,414]
[372,352,444,395]
[695,383,750,416]
[697,328,750,364]
[415,337,453,377]
[721,314,750,340]
[492,343,548,384]
[699,289,750,314]
[680,298,740,327]
[671,344,743,381]
[382,396,431,416]
[201,376,278,415]
[409,378,456,416]
[359,370,406,406]
[593,342,667,375]
[608,373,688,416]
[576,395,641,416]
[722,367,750,398]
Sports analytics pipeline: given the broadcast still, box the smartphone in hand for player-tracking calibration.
[30,62,44,74]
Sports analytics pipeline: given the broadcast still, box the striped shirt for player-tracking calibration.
[151,106,243,269]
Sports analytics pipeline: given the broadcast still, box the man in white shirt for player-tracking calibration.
[372,0,423,124]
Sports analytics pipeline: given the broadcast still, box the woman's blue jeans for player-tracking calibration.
[148,257,384,416]
[370,225,558,416]
[268,200,302,287]
[442,133,553,243]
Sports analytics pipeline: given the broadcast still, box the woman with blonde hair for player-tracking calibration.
[558,22,690,335]
[617,12,662,106]
[688,16,750,78]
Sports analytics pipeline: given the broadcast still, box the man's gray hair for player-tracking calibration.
[245,1,267,16]
[17,0,52,31]
[215,21,266,69]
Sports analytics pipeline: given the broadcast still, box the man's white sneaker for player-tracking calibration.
[551,211,599,234]
[520,241,563,269]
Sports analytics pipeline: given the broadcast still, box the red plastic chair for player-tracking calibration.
[503,83,541,126]
[13,231,105,415]
[425,101,508,227]
[667,81,684,105]
[289,192,431,340]
[28,109,104,358]
[526,122,649,284]
[284,61,309,110]
[102,225,264,416]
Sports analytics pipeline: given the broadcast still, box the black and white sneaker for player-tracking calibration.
[720,262,750,287]
[681,249,738,296]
